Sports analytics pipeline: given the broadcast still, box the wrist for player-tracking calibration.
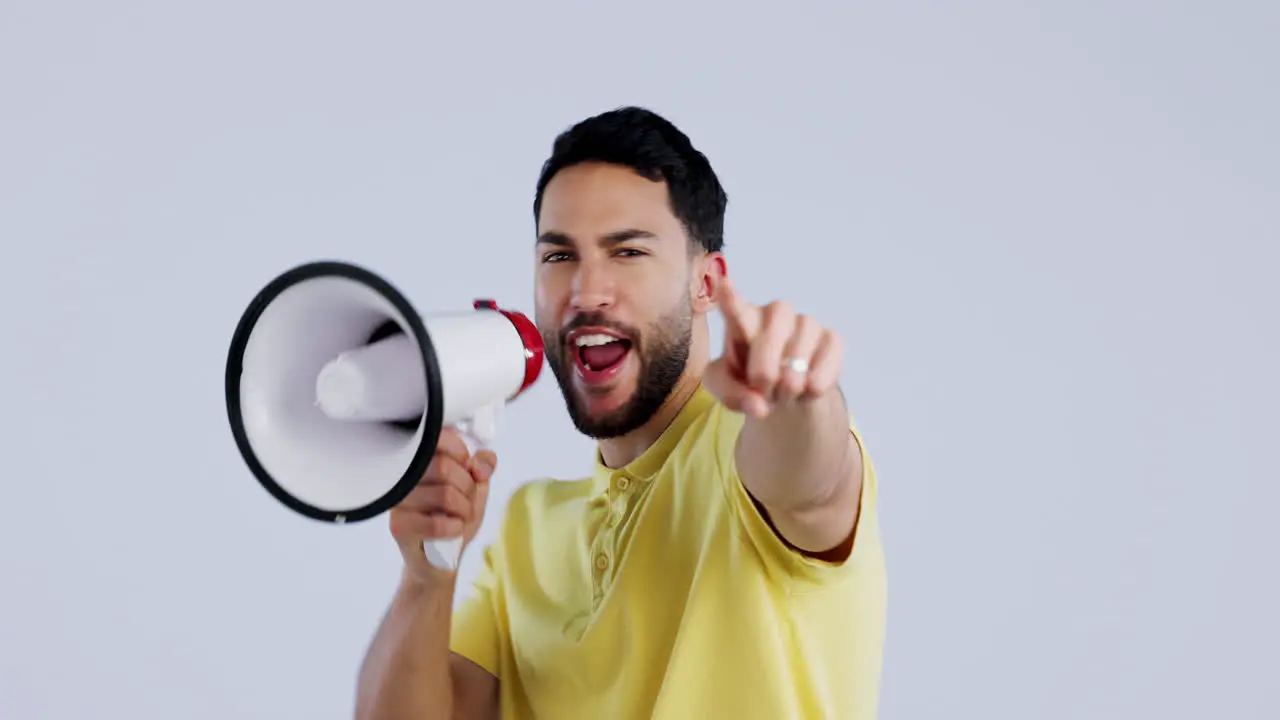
[399,563,457,599]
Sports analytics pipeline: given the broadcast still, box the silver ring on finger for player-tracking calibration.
[783,356,810,374]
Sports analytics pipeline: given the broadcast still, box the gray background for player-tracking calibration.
[2,1,1277,718]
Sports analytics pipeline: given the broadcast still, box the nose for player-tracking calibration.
[570,261,615,312]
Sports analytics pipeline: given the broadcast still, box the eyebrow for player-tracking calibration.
[536,229,659,247]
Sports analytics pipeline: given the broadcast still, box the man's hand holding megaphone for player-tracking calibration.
[388,427,498,582]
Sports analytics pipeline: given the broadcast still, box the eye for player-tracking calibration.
[615,248,646,258]
[541,252,574,264]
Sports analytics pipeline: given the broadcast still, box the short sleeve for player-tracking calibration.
[716,410,883,590]
[449,542,503,677]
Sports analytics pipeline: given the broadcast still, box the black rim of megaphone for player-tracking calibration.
[224,260,445,524]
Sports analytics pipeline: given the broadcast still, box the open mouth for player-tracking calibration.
[572,331,633,381]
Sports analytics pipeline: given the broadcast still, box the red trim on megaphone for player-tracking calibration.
[474,299,545,397]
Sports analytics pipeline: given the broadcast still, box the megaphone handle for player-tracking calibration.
[422,536,465,574]
[422,401,502,572]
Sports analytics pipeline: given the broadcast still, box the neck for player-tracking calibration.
[597,372,702,469]
[597,326,711,469]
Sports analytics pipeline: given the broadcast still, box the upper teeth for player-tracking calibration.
[575,333,620,347]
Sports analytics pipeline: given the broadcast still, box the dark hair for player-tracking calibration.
[533,106,728,254]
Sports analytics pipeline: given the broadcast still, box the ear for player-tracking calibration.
[690,251,727,315]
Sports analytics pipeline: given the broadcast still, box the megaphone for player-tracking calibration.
[224,260,544,571]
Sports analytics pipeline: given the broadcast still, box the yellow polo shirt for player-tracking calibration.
[451,385,886,719]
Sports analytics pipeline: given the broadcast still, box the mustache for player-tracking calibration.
[557,312,639,345]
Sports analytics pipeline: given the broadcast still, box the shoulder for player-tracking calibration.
[503,475,594,511]
[489,475,595,538]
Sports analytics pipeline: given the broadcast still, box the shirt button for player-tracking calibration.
[595,553,610,571]
[615,475,631,491]
[607,510,621,527]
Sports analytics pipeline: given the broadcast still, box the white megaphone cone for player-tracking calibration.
[224,260,544,572]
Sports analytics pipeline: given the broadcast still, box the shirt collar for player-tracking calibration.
[591,384,719,492]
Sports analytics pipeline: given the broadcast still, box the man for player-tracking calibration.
[355,107,886,720]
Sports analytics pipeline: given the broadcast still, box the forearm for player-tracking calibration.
[355,569,458,720]
[736,387,862,553]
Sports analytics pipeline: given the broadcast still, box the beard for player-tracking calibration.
[543,297,692,440]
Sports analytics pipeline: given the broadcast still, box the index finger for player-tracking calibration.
[717,277,759,339]
[434,426,472,465]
